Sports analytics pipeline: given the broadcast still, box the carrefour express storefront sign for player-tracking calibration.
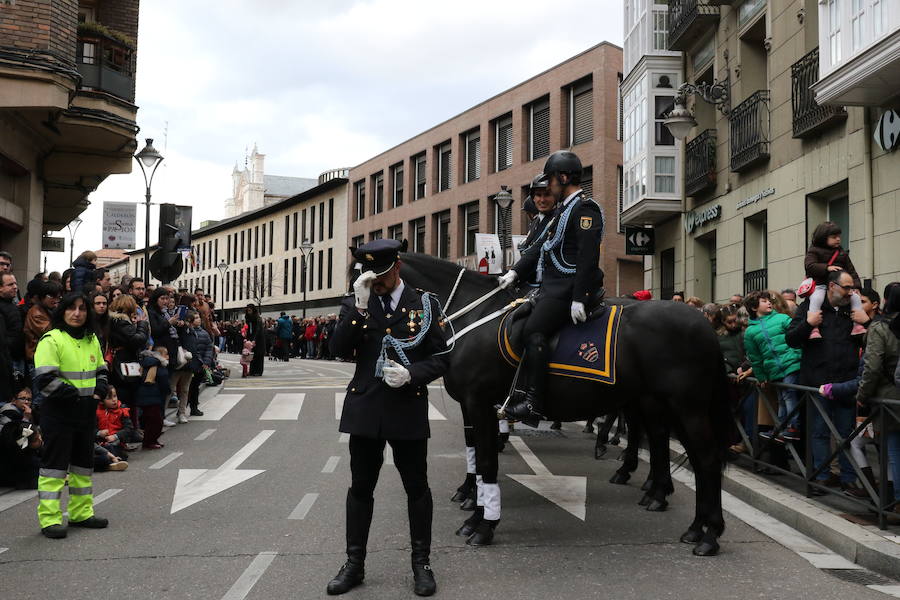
[683,204,721,234]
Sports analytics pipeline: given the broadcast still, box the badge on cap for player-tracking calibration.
[365,253,374,261]
[580,216,593,230]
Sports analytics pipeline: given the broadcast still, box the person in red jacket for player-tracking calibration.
[95,386,134,469]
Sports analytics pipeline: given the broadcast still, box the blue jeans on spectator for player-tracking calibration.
[810,392,856,483]
[740,387,757,440]
[776,372,801,430]
[886,431,900,502]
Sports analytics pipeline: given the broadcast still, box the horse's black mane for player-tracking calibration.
[400,252,500,294]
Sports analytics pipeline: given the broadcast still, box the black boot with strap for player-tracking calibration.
[408,489,436,597]
[327,491,374,595]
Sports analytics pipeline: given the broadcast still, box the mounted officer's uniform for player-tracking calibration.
[327,238,448,597]
[501,151,604,423]
[517,173,555,285]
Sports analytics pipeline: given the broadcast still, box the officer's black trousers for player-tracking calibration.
[349,435,428,501]
[523,296,571,340]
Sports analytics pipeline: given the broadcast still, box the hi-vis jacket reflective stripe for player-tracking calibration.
[33,329,108,399]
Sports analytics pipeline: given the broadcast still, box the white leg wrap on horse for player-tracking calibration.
[498,419,509,434]
[466,446,476,474]
[482,483,501,520]
[475,475,485,506]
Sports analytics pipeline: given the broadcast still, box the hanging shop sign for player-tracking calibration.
[683,204,721,233]
[736,187,775,210]
[41,236,65,252]
[874,109,900,153]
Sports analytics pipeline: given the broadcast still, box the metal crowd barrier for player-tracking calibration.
[730,377,900,530]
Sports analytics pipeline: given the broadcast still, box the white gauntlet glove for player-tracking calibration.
[17,425,33,450]
[353,270,377,310]
[570,301,587,324]
[382,359,412,388]
[498,270,517,290]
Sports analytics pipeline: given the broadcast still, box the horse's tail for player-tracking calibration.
[710,359,737,469]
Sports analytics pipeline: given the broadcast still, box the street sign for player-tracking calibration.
[874,109,900,152]
[41,236,65,252]
[625,226,654,255]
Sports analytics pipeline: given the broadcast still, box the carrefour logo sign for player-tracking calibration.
[684,204,721,233]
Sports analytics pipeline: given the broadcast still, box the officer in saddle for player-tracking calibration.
[327,238,449,597]
[498,150,604,423]
[518,172,558,263]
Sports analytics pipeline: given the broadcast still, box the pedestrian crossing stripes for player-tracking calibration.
[288,493,319,520]
[221,551,277,600]
[259,393,305,420]
[0,489,36,513]
[149,452,183,470]
[195,394,244,421]
[195,428,217,441]
[322,456,340,473]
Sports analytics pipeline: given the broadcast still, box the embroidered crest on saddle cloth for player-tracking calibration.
[499,304,622,384]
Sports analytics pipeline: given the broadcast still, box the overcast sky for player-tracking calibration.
[46,0,624,274]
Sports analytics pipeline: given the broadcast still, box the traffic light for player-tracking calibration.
[152,204,192,283]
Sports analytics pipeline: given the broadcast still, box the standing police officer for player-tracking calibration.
[498,150,604,423]
[327,239,449,597]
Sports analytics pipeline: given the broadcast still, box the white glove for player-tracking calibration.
[17,426,33,450]
[382,359,411,388]
[498,270,517,289]
[353,270,377,310]
[571,301,587,324]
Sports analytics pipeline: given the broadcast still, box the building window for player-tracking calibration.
[283,259,288,296]
[283,216,289,251]
[410,218,425,253]
[318,250,323,290]
[654,156,675,193]
[225,271,230,302]
[259,224,265,257]
[438,141,452,192]
[354,180,366,220]
[301,209,307,245]
[370,229,383,241]
[300,253,307,293]
[254,225,260,258]
[413,153,427,200]
[528,97,550,161]
[327,248,333,289]
[373,172,384,214]
[388,223,403,240]
[495,114,512,172]
[268,263,272,297]
[309,251,315,292]
[241,231,246,261]
[851,0,865,51]
[652,9,668,50]
[654,96,675,146]
[319,201,325,243]
[435,211,451,259]
[351,234,364,249]
[328,198,334,239]
[292,257,297,294]
[464,129,480,183]
[623,75,647,163]
[227,235,232,265]
[391,163,404,208]
[580,166,593,199]
[310,205,316,244]
[461,202,479,256]
[269,221,274,254]
[569,77,593,146]
[660,248,675,301]
[239,268,244,301]
[827,0,842,66]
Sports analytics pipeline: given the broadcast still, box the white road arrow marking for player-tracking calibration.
[506,436,587,521]
[335,392,345,420]
[171,430,274,514]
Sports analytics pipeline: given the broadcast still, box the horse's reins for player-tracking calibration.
[441,266,521,345]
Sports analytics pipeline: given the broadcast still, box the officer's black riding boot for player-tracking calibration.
[506,333,549,425]
[327,491,374,595]
[408,489,436,596]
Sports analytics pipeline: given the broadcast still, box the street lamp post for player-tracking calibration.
[134,138,164,285]
[66,217,83,267]
[494,186,514,271]
[217,260,229,320]
[299,238,314,318]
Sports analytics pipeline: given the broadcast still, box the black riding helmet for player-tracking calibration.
[542,150,582,185]
[522,196,537,216]
[530,172,550,190]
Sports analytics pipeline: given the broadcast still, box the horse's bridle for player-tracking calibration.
[441,266,523,345]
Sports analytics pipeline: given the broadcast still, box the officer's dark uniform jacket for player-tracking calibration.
[330,283,449,440]
[513,190,604,303]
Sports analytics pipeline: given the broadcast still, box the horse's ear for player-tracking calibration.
[400,239,409,253]
[348,246,356,255]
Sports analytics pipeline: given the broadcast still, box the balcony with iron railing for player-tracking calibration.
[76,32,136,102]
[667,0,720,51]
[743,268,767,294]
[685,129,717,197]
[730,91,770,173]
[791,47,846,139]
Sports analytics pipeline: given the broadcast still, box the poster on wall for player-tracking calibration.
[511,235,527,265]
[102,202,137,249]
[474,233,503,274]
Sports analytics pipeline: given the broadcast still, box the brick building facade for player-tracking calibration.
[347,42,643,296]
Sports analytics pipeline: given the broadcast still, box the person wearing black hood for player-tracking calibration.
[245,304,266,376]
[70,251,98,294]
[32,292,110,538]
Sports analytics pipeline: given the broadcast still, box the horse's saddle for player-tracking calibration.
[499,292,622,385]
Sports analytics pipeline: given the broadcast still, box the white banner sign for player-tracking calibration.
[102,201,136,249]
[474,233,503,274]
[511,235,527,265]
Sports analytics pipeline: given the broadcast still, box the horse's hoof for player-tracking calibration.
[459,498,477,511]
[609,472,630,485]
[645,498,668,512]
[466,520,497,546]
[610,437,621,446]
[583,425,594,434]
[638,493,652,506]
[450,490,467,502]
[692,540,720,556]
[595,445,607,460]
[640,479,653,492]
[680,529,704,544]
[456,521,479,537]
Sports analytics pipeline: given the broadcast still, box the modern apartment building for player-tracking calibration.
[638,0,899,302]
[346,42,643,296]
[126,171,349,318]
[0,0,141,280]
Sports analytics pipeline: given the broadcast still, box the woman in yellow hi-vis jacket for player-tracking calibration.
[32,292,109,539]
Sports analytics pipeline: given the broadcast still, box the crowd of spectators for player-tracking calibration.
[218,312,338,370]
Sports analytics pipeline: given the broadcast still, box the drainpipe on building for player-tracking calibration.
[862,108,876,285]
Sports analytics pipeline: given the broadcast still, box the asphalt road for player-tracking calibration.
[0,356,889,599]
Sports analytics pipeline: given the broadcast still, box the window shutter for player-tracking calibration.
[581,166,593,199]
[617,165,624,233]
[466,132,480,182]
[497,115,512,171]
[532,100,550,160]
[439,143,452,191]
[573,85,593,145]
[415,155,426,199]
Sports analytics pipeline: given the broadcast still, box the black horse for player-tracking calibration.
[398,253,733,556]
